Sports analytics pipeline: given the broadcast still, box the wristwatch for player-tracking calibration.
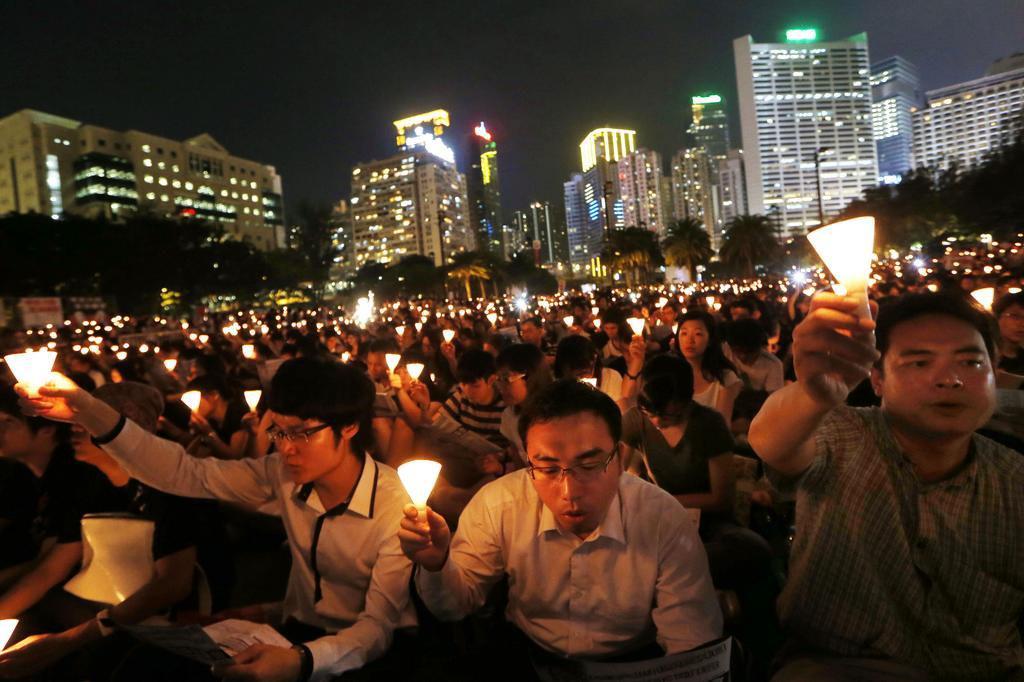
[292,644,314,682]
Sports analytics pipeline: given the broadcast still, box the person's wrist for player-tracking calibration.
[291,644,313,682]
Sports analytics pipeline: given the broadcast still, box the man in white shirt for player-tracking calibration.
[398,379,721,668]
[18,358,415,682]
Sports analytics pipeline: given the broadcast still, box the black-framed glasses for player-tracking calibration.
[266,423,331,444]
[527,447,617,483]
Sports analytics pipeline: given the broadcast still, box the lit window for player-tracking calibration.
[146,192,156,200]
[230,178,237,185]
[158,177,168,186]
[143,159,153,167]
[172,180,181,188]
[185,182,194,190]
[172,165,179,172]
[142,144,151,152]
[161,194,169,202]
[144,175,154,183]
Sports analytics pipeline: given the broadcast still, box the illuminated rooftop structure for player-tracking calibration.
[393,109,454,164]
[579,127,637,172]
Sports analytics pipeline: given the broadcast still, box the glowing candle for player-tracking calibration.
[397,460,442,522]
[581,377,598,387]
[385,353,401,373]
[244,390,261,413]
[395,325,405,337]
[242,344,256,359]
[971,287,995,310]
[163,358,178,372]
[807,216,875,318]
[562,315,574,327]
[442,329,456,344]
[181,390,201,412]
[0,619,17,651]
[4,351,57,396]
[627,318,645,336]
[487,312,498,325]
[406,362,425,381]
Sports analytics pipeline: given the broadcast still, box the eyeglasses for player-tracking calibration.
[527,448,617,483]
[266,423,331,444]
[638,405,687,425]
[495,372,525,387]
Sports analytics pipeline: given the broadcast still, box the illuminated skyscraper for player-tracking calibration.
[563,172,587,266]
[579,128,637,171]
[617,149,667,235]
[0,108,285,249]
[912,56,1024,173]
[871,56,922,183]
[670,148,718,242]
[717,149,748,226]
[734,29,878,235]
[466,121,504,257]
[688,95,731,159]
[350,113,472,269]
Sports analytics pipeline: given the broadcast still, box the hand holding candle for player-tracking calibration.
[4,351,57,397]
[807,216,875,319]
[181,390,201,412]
[397,460,442,525]
[244,390,262,413]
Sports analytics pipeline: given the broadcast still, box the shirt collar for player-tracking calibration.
[293,455,380,518]
[878,410,979,489]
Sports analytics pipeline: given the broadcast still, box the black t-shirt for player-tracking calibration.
[37,444,123,546]
[999,352,1024,375]
[0,458,40,568]
[113,480,203,561]
[622,403,734,496]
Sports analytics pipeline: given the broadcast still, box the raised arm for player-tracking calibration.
[748,294,878,477]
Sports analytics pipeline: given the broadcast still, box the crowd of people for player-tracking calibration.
[0,241,1022,681]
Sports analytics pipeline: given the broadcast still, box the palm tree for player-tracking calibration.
[719,214,780,277]
[601,227,663,286]
[446,251,492,301]
[662,218,714,280]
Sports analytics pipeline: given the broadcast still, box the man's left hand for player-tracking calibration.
[212,644,302,682]
[0,632,77,679]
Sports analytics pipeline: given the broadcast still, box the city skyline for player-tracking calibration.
[2,0,1022,215]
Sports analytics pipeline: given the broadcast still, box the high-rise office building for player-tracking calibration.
[688,95,731,159]
[0,109,285,249]
[871,56,922,183]
[349,150,471,269]
[670,148,719,244]
[717,149,748,227]
[617,149,667,235]
[328,199,354,281]
[466,121,504,257]
[911,56,1024,172]
[563,172,588,267]
[579,128,637,171]
[734,29,879,235]
[393,109,455,164]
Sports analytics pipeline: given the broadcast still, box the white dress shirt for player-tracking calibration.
[416,469,722,658]
[102,419,415,680]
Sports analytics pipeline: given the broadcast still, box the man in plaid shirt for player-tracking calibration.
[750,292,1023,680]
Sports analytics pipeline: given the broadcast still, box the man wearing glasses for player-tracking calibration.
[16,358,415,682]
[398,379,721,670]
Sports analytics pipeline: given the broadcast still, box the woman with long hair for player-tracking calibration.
[676,310,742,425]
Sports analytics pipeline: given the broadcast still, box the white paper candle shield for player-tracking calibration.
[242,344,256,359]
[581,377,598,387]
[163,358,178,372]
[627,318,645,336]
[442,329,456,344]
[395,325,405,337]
[385,353,402,373]
[406,362,425,381]
[971,287,995,310]
[181,390,202,412]
[4,351,57,395]
[487,312,498,325]
[397,460,442,510]
[807,216,875,318]
[0,619,17,651]
[562,315,574,327]
[244,390,262,412]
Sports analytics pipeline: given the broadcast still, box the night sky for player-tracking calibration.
[3,1,1021,217]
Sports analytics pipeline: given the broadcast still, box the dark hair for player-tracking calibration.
[553,335,599,379]
[0,385,71,443]
[517,379,622,449]
[729,299,756,315]
[677,310,737,383]
[993,291,1024,318]
[638,354,694,415]
[727,319,768,353]
[456,349,497,383]
[187,373,240,403]
[497,343,552,396]
[367,338,399,355]
[521,316,543,330]
[268,358,376,455]
[875,292,997,362]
